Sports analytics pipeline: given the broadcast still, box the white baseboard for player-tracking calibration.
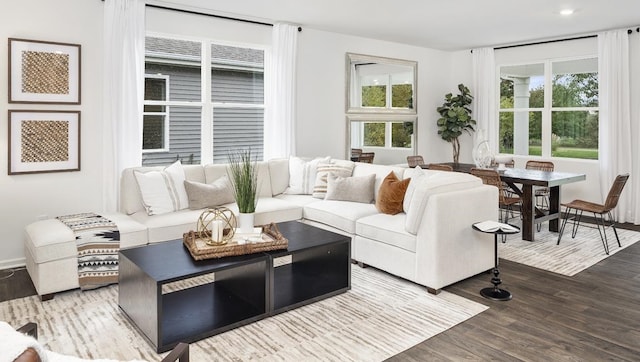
[0,257,26,270]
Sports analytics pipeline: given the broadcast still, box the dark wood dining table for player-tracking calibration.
[422,162,586,242]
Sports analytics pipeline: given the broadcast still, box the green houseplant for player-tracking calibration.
[436,83,476,163]
[227,148,258,232]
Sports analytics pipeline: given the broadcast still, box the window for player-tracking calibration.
[356,121,413,149]
[498,57,598,160]
[143,36,264,166]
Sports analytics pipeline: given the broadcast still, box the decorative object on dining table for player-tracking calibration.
[196,207,236,246]
[493,155,514,171]
[436,83,476,164]
[227,148,259,233]
[472,128,493,168]
[183,222,289,260]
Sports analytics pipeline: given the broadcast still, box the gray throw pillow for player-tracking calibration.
[184,176,234,210]
[325,173,376,203]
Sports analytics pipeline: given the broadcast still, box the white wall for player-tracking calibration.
[295,29,458,164]
[0,0,104,268]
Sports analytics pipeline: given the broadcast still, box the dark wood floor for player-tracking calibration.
[388,221,640,361]
[2,223,640,361]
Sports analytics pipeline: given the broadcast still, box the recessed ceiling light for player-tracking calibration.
[560,9,574,16]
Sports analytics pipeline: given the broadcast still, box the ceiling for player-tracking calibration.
[151,0,640,51]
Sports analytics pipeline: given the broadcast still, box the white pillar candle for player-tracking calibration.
[211,220,224,242]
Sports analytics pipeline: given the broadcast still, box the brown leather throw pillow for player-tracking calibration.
[376,171,410,215]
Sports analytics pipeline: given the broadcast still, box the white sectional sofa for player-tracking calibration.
[24,157,498,300]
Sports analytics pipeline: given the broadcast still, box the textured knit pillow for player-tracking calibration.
[184,176,234,210]
[134,161,189,215]
[376,171,411,215]
[312,160,355,199]
[325,173,376,203]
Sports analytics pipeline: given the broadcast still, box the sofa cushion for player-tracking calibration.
[403,166,426,212]
[131,209,204,243]
[204,162,273,198]
[268,158,290,196]
[133,161,189,215]
[284,156,330,195]
[356,213,416,252]
[405,172,482,234]
[274,194,321,207]
[303,200,378,234]
[376,171,410,215]
[312,160,355,198]
[325,173,376,204]
[184,176,234,210]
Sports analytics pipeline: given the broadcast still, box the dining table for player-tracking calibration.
[421,162,586,242]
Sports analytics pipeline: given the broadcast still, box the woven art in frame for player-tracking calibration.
[8,38,81,104]
[8,110,81,175]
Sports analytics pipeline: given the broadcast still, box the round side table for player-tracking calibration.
[472,222,520,301]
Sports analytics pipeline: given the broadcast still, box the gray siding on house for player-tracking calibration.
[143,45,264,166]
[212,108,264,164]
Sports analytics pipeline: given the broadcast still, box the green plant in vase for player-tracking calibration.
[227,148,258,232]
[436,83,476,163]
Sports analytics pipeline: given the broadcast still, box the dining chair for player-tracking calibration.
[525,160,555,231]
[407,155,425,167]
[557,174,629,255]
[427,163,453,171]
[358,152,375,163]
[470,168,521,231]
[351,148,363,161]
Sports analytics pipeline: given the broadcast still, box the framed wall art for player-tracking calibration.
[8,38,81,104]
[8,110,81,175]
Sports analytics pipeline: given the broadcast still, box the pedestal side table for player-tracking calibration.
[472,222,520,301]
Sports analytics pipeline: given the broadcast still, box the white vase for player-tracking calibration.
[237,213,255,234]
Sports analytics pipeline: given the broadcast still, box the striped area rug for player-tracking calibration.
[0,267,487,362]
[499,222,640,276]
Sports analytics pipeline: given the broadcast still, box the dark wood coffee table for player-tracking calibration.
[118,221,350,353]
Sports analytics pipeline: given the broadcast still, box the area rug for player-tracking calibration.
[499,222,640,276]
[0,267,487,362]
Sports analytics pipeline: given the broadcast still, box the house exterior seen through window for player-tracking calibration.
[143,36,264,166]
[498,57,598,160]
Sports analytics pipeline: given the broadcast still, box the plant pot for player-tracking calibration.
[237,212,255,234]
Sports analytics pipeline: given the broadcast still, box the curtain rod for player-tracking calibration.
[100,1,302,31]
[493,27,639,51]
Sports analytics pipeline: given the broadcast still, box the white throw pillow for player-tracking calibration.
[285,156,331,195]
[403,166,426,213]
[134,161,189,215]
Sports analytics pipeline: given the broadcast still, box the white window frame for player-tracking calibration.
[496,55,598,159]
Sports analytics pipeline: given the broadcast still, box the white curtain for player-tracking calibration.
[597,29,635,223]
[102,0,145,212]
[264,23,298,160]
[471,47,497,152]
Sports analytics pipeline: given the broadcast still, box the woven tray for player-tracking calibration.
[183,223,289,260]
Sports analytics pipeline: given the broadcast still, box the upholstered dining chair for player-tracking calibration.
[407,155,425,167]
[557,174,630,255]
[427,163,453,171]
[470,168,521,226]
[358,152,375,163]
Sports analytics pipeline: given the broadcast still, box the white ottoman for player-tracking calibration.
[24,213,148,301]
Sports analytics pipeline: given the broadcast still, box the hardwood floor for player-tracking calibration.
[388,221,640,361]
[2,223,639,361]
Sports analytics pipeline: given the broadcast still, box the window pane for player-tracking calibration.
[500,63,544,109]
[363,123,385,146]
[499,111,541,155]
[144,105,165,113]
[143,115,165,150]
[552,58,598,107]
[142,106,202,166]
[391,84,413,108]
[146,37,202,102]
[551,110,598,159]
[391,122,412,148]
[146,63,201,102]
[145,78,166,101]
[362,86,386,107]
[212,108,264,164]
[212,69,264,103]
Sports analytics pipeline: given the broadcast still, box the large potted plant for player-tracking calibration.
[436,83,476,163]
[227,148,258,233]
